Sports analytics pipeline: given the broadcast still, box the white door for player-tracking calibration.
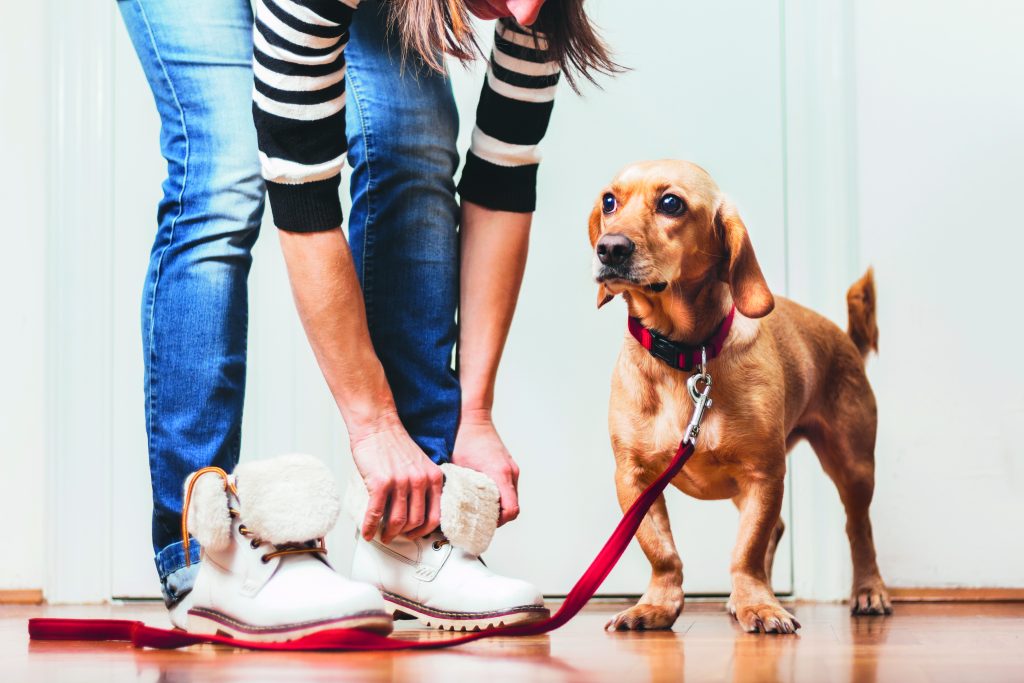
[109,0,792,598]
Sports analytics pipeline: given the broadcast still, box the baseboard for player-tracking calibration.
[890,587,1024,603]
[0,589,44,605]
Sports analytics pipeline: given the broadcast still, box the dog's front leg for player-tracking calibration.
[606,467,683,631]
[727,475,800,634]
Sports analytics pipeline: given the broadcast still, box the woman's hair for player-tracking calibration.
[386,0,622,91]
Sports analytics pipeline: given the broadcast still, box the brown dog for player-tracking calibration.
[590,160,891,634]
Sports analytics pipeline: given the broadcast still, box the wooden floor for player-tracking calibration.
[5,600,1024,682]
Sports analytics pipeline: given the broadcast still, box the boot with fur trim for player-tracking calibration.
[346,465,549,631]
[181,453,392,641]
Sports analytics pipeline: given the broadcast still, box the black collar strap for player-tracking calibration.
[627,306,737,371]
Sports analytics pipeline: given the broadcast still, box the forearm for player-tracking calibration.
[458,201,532,415]
[279,229,398,438]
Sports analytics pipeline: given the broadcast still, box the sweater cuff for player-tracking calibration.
[457,152,538,213]
[266,176,343,233]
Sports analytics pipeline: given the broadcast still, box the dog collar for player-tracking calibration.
[627,306,736,372]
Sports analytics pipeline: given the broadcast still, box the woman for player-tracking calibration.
[119,0,615,637]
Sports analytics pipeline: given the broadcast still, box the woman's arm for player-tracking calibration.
[451,201,531,525]
[253,0,440,543]
[279,230,443,543]
[451,19,560,525]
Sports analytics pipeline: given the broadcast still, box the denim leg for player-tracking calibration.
[345,2,461,464]
[118,0,265,605]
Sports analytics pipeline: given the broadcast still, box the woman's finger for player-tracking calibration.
[362,483,389,541]
[404,474,426,536]
[408,468,443,538]
[497,479,520,527]
[382,479,409,544]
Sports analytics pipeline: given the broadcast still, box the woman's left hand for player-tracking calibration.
[451,409,521,526]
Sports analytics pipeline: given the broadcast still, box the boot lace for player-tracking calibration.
[182,466,328,567]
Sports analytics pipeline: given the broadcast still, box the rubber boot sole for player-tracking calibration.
[382,592,549,632]
[186,607,393,641]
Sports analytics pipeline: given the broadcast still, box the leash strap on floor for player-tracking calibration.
[29,440,696,652]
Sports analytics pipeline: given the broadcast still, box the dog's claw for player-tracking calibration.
[732,601,800,635]
[606,602,680,632]
[851,583,893,616]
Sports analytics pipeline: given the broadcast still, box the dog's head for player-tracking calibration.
[589,159,774,319]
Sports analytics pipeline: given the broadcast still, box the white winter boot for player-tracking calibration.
[181,453,392,641]
[347,464,549,631]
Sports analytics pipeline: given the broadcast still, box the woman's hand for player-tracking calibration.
[451,409,521,526]
[350,412,443,543]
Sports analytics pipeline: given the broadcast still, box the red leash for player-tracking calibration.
[28,439,696,651]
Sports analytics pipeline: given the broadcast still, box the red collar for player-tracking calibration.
[627,306,736,372]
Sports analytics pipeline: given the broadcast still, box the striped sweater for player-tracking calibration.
[252,0,560,232]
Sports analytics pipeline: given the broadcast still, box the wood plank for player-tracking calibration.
[890,587,1024,602]
[0,589,43,605]
[6,601,1024,682]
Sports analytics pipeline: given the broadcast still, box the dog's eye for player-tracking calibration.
[657,194,686,216]
[602,193,617,214]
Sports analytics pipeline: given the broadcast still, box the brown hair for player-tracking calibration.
[386,0,622,91]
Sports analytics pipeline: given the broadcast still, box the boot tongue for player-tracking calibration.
[234,453,341,545]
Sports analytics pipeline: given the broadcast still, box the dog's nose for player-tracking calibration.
[596,234,635,267]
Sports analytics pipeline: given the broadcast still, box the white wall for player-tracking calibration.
[5,0,1022,598]
[0,2,48,590]
[853,0,1024,587]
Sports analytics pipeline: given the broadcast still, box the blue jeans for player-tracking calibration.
[118,0,460,605]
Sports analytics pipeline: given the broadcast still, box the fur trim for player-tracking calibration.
[343,465,500,555]
[234,453,341,544]
[343,468,370,527]
[439,463,499,556]
[184,471,232,552]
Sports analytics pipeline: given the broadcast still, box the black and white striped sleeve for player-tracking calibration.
[251,0,356,233]
[457,18,561,213]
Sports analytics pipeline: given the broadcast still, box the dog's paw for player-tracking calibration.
[851,581,893,616]
[605,603,680,631]
[727,600,800,634]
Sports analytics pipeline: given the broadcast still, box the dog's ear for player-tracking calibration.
[587,202,602,247]
[590,202,615,309]
[715,199,774,318]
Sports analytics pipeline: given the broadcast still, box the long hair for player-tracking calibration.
[386,0,622,91]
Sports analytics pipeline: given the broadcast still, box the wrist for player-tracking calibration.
[341,363,401,443]
[460,405,494,426]
[347,407,403,446]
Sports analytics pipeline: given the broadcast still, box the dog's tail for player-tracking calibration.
[846,267,878,359]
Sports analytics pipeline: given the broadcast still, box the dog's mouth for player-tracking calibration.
[596,270,669,293]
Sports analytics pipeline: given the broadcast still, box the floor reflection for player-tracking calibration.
[15,601,1024,683]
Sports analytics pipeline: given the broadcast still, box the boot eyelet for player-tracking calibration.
[260,554,270,564]
[432,541,443,551]
[250,539,261,549]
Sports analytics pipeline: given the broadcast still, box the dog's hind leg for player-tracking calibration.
[805,402,892,616]
[605,467,684,631]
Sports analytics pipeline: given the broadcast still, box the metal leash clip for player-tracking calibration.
[684,346,712,445]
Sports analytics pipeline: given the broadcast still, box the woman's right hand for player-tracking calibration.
[350,412,443,543]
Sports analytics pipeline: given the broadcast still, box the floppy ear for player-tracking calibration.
[715,199,775,318]
[587,203,602,247]
[589,202,615,309]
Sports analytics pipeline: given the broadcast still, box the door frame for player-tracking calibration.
[46,0,118,603]
[781,0,863,602]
